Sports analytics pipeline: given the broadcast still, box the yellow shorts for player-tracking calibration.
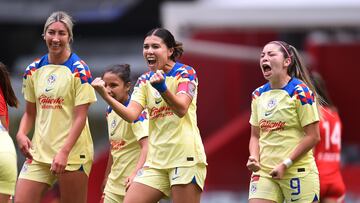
[103,191,124,203]
[0,132,17,195]
[134,164,207,197]
[18,159,92,186]
[249,170,320,202]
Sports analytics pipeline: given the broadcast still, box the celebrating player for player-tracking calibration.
[98,64,149,203]
[247,41,320,203]
[92,28,207,203]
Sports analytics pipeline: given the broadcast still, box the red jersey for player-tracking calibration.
[315,106,345,201]
[315,106,342,175]
[0,88,9,129]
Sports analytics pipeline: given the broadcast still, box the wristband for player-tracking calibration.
[282,158,293,168]
[151,81,167,93]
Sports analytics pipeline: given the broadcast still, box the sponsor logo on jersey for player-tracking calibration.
[110,139,126,151]
[149,106,174,119]
[38,94,64,109]
[259,119,286,131]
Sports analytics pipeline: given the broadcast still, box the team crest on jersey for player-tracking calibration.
[110,118,117,136]
[267,98,277,109]
[250,183,257,194]
[111,118,117,129]
[45,74,57,92]
[47,74,57,85]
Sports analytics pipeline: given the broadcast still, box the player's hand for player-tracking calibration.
[246,156,260,172]
[99,193,105,203]
[91,77,106,96]
[150,70,167,93]
[50,150,69,175]
[125,171,137,191]
[269,163,287,179]
[16,133,33,159]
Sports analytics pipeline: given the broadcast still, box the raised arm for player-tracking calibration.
[92,77,143,122]
[150,70,192,117]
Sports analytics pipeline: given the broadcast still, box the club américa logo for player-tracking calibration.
[45,74,57,92]
[266,98,278,110]
[47,74,57,85]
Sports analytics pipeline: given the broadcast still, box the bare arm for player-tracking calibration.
[270,121,320,179]
[125,137,149,190]
[288,121,320,162]
[50,103,89,174]
[160,91,192,118]
[150,70,192,117]
[16,101,36,159]
[92,77,143,122]
[247,125,261,172]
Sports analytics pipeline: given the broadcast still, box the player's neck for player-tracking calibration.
[48,51,71,65]
[270,75,291,89]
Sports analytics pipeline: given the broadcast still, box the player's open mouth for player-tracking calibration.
[262,64,271,72]
[147,57,156,65]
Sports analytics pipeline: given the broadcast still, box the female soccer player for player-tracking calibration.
[247,41,320,203]
[99,64,149,203]
[15,11,97,203]
[0,62,18,203]
[311,72,346,203]
[92,28,207,203]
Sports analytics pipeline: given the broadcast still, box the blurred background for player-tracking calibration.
[2,0,360,202]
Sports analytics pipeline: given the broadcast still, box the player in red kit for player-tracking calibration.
[311,72,346,203]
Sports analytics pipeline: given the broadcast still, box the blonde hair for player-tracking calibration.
[43,11,74,43]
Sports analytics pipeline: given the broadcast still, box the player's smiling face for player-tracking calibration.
[103,72,130,104]
[44,22,70,57]
[143,35,173,72]
[260,43,290,82]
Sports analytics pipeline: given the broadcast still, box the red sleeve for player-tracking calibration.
[0,89,6,116]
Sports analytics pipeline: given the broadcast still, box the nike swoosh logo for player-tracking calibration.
[264,112,271,116]
[172,176,180,180]
[291,198,300,202]
[155,100,162,104]
[45,88,53,92]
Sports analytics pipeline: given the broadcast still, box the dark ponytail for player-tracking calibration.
[270,41,317,97]
[0,62,18,108]
[145,28,184,62]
